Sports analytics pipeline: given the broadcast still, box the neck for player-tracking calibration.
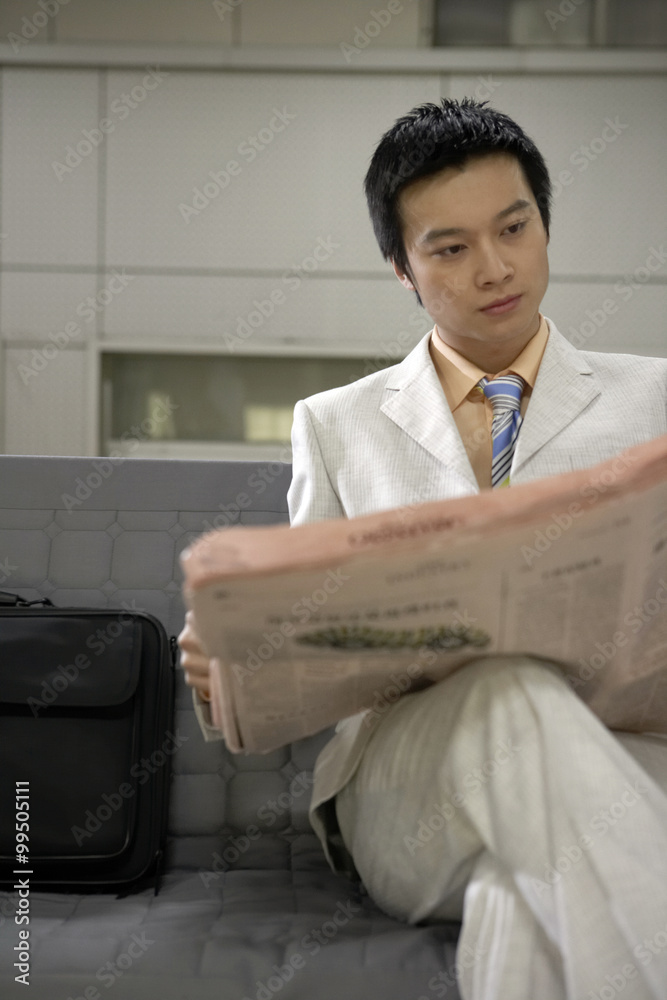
[435,316,541,375]
[454,341,526,375]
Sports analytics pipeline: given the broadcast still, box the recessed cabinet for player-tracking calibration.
[100,350,394,459]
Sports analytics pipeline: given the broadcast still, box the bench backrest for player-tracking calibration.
[0,455,334,875]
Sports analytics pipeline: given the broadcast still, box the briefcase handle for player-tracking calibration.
[0,590,54,608]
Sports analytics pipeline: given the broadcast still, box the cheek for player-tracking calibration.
[530,239,549,277]
[423,281,461,318]
[536,252,550,292]
[426,289,470,326]
[429,274,469,313]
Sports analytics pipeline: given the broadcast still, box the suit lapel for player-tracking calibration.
[379,322,602,487]
[380,332,478,490]
[512,321,601,475]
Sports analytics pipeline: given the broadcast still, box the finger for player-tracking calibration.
[177,622,207,656]
[179,649,210,675]
[180,654,210,684]
[183,672,211,701]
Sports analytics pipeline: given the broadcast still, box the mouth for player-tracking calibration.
[480,294,522,316]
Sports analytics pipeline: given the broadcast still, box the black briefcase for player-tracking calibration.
[0,591,176,894]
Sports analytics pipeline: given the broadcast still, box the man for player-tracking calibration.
[181,99,667,999]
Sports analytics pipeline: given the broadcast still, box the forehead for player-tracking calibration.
[397,153,534,237]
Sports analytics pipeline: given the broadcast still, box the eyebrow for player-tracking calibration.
[419,198,533,245]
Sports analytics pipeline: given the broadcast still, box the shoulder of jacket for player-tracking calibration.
[299,361,402,416]
[545,319,667,377]
[576,349,667,374]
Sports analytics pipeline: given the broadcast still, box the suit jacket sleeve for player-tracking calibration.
[192,688,224,742]
[287,399,346,526]
[193,398,346,744]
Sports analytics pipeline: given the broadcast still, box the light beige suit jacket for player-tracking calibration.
[196,317,667,872]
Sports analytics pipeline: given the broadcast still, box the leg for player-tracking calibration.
[456,851,564,999]
[334,656,667,999]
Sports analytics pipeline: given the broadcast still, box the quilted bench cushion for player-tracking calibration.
[0,456,463,1000]
[0,456,332,873]
[0,867,461,1000]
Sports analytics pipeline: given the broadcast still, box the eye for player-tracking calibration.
[437,244,465,258]
[504,220,526,235]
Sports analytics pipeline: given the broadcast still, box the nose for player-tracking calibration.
[475,241,513,287]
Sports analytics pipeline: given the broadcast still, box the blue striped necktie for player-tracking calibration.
[478,374,525,488]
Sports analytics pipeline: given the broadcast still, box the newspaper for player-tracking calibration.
[181,433,667,753]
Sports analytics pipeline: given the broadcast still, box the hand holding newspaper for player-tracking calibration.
[181,433,667,754]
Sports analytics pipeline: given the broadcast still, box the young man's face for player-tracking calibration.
[392,152,550,369]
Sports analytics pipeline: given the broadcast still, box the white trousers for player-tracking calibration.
[334,657,667,1000]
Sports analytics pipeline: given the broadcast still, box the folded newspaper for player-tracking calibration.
[182,433,667,753]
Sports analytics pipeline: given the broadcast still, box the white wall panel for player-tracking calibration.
[0,1,50,45]
[1,272,98,341]
[1,69,99,266]
[240,0,423,47]
[56,0,233,45]
[101,272,431,352]
[449,74,667,278]
[104,71,441,273]
[541,280,667,357]
[4,346,89,455]
[2,53,665,457]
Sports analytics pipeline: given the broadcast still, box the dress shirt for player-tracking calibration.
[428,313,550,489]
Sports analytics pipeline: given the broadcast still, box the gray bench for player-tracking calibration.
[0,455,461,1000]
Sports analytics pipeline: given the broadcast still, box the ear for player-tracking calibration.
[391,258,416,291]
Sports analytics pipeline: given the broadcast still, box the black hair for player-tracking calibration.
[364,97,552,279]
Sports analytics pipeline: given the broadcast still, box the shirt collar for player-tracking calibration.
[428,314,550,411]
